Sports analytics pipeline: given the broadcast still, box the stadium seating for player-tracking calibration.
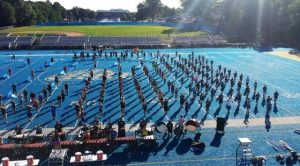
[118,37,146,46]
[174,36,190,45]
[89,36,162,46]
[146,37,161,45]
[15,36,36,47]
[0,35,181,48]
[58,36,88,47]
[0,36,17,48]
[173,34,227,47]
[209,35,227,45]
[39,36,60,47]
[89,37,117,46]
[189,35,212,46]
[0,33,9,37]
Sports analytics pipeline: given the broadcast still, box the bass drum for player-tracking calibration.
[185,119,199,132]
[155,122,168,133]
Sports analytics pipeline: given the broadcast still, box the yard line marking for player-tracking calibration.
[0,56,43,85]
[4,55,65,106]
[71,55,102,129]
[139,66,170,121]
[2,55,65,129]
[213,52,296,116]
[178,54,256,119]
[0,61,15,70]
[24,56,75,129]
[220,52,300,87]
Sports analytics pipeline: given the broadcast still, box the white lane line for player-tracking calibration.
[0,61,16,70]
[221,52,300,87]
[0,56,43,85]
[24,57,76,129]
[213,52,296,116]
[4,55,65,107]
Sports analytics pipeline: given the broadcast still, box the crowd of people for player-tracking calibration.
[0,49,281,145]
[150,51,280,116]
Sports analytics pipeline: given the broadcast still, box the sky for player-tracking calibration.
[29,0,181,12]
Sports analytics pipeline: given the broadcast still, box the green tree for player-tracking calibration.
[31,1,52,23]
[160,6,179,18]
[49,2,65,22]
[136,0,162,21]
[180,0,296,43]
[288,0,300,42]
[136,3,148,21]
[145,0,162,21]
[16,1,36,26]
[0,1,16,26]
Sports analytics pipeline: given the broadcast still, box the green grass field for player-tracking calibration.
[0,25,207,37]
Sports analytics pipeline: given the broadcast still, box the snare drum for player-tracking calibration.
[155,122,168,133]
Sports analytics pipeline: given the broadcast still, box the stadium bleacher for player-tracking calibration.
[0,36,16,48]
[89,36,162,46]
[15,36,35,47]
[1,34,227,49]
[39,36,60,47]
[173,36,190,45]
[117,37,146,46]
[173,34,227,47]
[2,35,162,48]
[189,35,212,46]
[89,37,117,46]
[117,37,128,45]
[209,34,227,45]
[0,33,9,37]
[146,37,161,45]
[58,36,88,47]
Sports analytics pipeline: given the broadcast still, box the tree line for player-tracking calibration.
[0,0,65,26]
[0,0,178,27]
[180,0,300,43]
[0,0,299,43]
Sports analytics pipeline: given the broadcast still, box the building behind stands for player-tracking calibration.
[97,9,129,22]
